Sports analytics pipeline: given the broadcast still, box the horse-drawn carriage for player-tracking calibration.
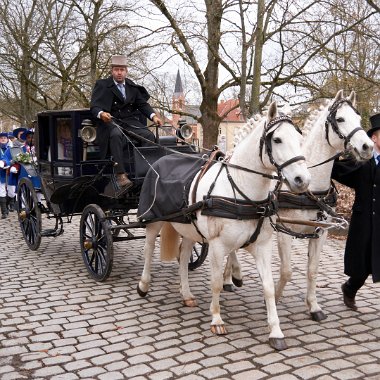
[16,109,208,281]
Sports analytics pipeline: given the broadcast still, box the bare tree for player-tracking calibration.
[0,0,152,124]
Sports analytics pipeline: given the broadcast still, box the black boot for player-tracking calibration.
[0,197,8,219]
[7,196,16,212]
[341,283,357,311]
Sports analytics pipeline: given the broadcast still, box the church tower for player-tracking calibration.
[172,70,185,126]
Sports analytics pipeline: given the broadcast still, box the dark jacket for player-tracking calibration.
[332,157,380,282]
[90,76,155,158]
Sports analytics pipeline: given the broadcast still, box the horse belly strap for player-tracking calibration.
[278,190,337,210]
[201,196,277,220]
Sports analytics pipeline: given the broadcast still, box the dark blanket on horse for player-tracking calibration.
[137,153,206,223]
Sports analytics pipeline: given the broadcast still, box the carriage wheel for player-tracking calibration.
[188,243,208,271]
[17,178,42,251]
[80,204,113,282]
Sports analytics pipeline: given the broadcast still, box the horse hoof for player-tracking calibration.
[269,338,288,351]
[223,284,234,292]
[136,285,147,298]
[310,310,327,322]
[183,298,198,307]
[211,324,227,335]
[232,277,243,287]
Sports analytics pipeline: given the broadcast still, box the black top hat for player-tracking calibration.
[367,113,380,137]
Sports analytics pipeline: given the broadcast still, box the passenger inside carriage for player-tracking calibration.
[57,119,73,160]
[56,118,73,176]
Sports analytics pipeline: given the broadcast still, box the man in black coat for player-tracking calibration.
[90,55,162,191]
[332,113,380,310]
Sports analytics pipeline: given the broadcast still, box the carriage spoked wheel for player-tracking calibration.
[17,178,42,251]
[80,204,113,282]
[188,242,208,271]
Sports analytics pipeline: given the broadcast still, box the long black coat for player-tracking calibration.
[332,157,380,282]
[90,77,155,159]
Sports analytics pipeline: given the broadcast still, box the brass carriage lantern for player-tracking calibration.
[79,119,97,161]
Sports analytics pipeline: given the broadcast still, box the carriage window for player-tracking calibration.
[37,115,51,161]
[57,118,73,160]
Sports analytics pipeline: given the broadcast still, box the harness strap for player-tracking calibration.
[189,148,223,204]
[241,217,265,247]
[277,155,305,170]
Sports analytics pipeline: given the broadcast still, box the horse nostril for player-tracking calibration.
[363,143,369,151]
[294,176,303,185]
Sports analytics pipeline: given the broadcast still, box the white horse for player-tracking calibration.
[137,102,311,350]
[223,90,373,321]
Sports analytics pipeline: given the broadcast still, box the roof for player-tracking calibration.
[218,99,242,121]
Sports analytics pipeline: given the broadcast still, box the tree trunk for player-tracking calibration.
[249,0,265,116]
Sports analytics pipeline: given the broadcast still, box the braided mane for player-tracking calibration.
[301,99,330,140]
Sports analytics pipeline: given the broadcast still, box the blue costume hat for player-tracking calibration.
[13,127,27,139]
[0,132,8,138]
[8,132,15,138]
[20,129,34,141]
[367,113,380,137]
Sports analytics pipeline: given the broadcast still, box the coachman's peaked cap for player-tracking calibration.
[367,113,380,137]
[110,55,127,67]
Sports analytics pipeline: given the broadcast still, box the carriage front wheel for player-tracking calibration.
[80,204,113,282]
[17,177,42,251]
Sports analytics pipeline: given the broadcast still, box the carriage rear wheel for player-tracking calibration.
[17,178,42,251]
[188,243,208,271]
[80,204,113,282]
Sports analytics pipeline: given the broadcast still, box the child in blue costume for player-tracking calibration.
[0,132,18,218]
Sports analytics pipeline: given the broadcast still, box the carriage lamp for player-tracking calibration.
[79,119,97,143]
[176,119,193,140]
[80,119,97,161]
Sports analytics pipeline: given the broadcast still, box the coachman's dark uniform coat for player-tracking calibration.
[90,76,155,159]
[332,157,380,282]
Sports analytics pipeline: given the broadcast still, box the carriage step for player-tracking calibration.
[41,228,64,237]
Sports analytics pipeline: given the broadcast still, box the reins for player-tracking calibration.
[110,117,281,180]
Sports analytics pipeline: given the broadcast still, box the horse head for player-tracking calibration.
[262,102,311,193]
[326,90,373,160]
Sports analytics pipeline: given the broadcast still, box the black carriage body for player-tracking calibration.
[18,108,207,281]
[35,109,196,215]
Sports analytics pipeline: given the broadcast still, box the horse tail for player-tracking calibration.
[160,223,180,261]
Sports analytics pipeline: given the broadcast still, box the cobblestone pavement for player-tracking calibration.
[1,212,380,380]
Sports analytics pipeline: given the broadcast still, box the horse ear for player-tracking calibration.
[348,91,357,107]
[333,89,344,102]
[268,101,278,120]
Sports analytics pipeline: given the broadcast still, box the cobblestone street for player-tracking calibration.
[1,212,380,380]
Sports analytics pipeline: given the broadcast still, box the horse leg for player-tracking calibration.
[246,240,287,351]
[223,250,243,292]
[137,221,163,297]
[306,231,328,322]
[179,238,198,307]
[209,241,228,335]
[275,233,293,303]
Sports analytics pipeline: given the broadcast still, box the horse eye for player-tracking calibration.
[336,117,345,123]
[273,137,282,144]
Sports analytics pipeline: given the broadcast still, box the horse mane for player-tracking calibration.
[232,104,293,152]
[301,99,330,140]
[231,113,264,153]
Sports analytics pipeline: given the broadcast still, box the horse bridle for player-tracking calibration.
[259,115,305,172]
[325,99,362,150]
